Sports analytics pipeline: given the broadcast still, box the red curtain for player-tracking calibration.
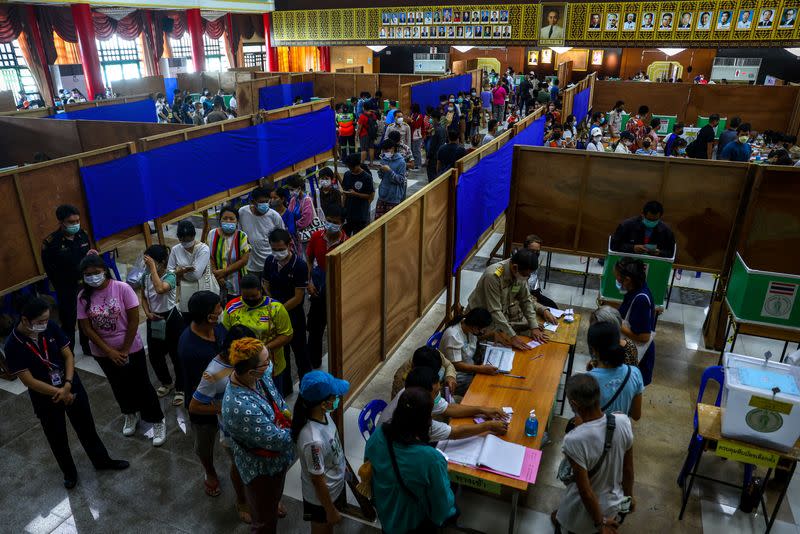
[0,5,23,44]
[164,12,187,39]
[38,6,77,65]
[203,16,225,39]
[92,11,144,41]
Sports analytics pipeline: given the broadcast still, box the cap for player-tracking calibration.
[299,371,350,404]
[591,127,603,137]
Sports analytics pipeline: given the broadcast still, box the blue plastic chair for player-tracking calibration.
[427,331,443,349]
[678,366,725,487]
[358,399,387,441]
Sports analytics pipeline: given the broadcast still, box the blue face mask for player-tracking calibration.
[642,217,659,229]
[433,393,442,405]
[64,223,80,235]
[221,222,237,234]
[327,397,340,412]
[325,222,341,234]
[615,280,627,294]
[256,202,269,215]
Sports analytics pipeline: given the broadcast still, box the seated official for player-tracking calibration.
[523,234,558,309]
[391,345,457,398]
[467,249,555,350]
[382,367,508,442]
[440,308,495,396]
[610,200,675,258]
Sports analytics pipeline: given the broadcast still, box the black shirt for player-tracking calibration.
[688,124,716,159]
[263,254,308,309]
[611,216,676,258]
[178,325,226,425]
[41,229,91,290]
[437,142,467,172]
[342,169,375,223]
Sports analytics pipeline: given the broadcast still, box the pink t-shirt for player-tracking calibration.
[492,86,507,105]
[77,280,144,357]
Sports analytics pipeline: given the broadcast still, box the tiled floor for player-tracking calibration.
[2,231,798,534]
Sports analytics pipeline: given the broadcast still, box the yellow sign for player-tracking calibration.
[716,439,780,468]
[448,471,502,495]
[750,396,793,415]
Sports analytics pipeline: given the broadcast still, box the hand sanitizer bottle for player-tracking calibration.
[525,409,539,437]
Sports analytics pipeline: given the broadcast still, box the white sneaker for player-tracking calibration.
[156,384,174,397]
[172,391,185,407]
[122,413,139,436]
[152,419,167,447]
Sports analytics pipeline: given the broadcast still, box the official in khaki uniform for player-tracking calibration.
[467,249,555,351]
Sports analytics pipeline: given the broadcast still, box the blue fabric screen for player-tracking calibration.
[572,88,591,125]
[258,82,314,111]
[81,107,336,240]
[411,75,472,112]
[51,98,157,122]
[164,78,179,105]
[453,117,545,273]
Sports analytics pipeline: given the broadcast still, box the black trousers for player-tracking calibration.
[533,289,558,310]
[281,307,312,394]
[426,160,439,183]
[344,220,369,237]
[306,292,327,369]
[34,377,112,480]
[145,309,185,391]
[56,286,90,355]
[95,349,164,423]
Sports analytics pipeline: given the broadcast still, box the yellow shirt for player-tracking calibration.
[221,296,293,376]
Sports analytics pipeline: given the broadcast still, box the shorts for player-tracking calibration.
[302,489,347,523]
[359,135,373,150]
[193,422,219,461]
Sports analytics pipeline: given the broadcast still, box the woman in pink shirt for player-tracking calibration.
[491,83,507,123]
[77,254,166,446]
[286,174,318,259]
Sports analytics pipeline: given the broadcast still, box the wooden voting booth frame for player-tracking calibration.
[560,72,596,122]
[109,75,166,98]
[0,100,335,297]
[399,69,482,115]
[61,93,153,113]
[504,147,753,274]
[593,81,800,137]
[176,70,257,96]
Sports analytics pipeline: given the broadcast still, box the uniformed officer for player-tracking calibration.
[467,249,556,351]
[4,297,129,488]
[41,204,91,354]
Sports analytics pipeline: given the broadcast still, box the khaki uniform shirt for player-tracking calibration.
[391,352,456,399]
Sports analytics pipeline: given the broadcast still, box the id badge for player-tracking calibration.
[49,369,63,386]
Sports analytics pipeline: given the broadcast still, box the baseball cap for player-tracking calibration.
[591,127,603,137]
[299,371,350,403]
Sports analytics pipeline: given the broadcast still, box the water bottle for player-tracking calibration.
[525,409,539,437]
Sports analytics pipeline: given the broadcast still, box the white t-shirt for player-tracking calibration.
[167,242,211,312]
[615,143,631,154]
[556,413,634,532]
[297,413,346,505]
[586,140,604,152]
[142,271,177,314]
[238,206,286,272]
[441,324,478,365]
[381,388,451,441]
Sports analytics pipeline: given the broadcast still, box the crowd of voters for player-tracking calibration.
[1,66,792,534]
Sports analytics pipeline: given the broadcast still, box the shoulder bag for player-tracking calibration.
[178,245,219,312]
[557,413,617,486]
[623,293,656,360]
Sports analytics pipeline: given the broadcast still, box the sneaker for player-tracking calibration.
[152,420,167,447]
[122,413,139,436]
[172,391,185,407]
[156,383,174,397]
[96,459,130,471]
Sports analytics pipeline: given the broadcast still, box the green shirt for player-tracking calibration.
[221,296,293,376]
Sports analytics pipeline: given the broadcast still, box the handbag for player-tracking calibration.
[297,217,326,243]
[623,293,656,360]
[557,413,617,486]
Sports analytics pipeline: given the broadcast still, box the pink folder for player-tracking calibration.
[476,447,542,484]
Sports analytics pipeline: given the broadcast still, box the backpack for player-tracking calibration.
[367,112,378,141]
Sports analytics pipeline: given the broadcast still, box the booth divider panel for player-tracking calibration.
[385,200,423,352]
[0,176,41,291]
[355,75,378,97]
[380,74,401,102]
[0,117,82,166]
[111,75,165,97]
[336,75,356,103]
[593,82,691,123]
[686,85,799,134]
[421,178,451,305]
[316,73,335,100]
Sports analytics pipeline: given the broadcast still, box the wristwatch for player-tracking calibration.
[64,378,73,385]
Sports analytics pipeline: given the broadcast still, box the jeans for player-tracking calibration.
[244,469,287,534]
[411,138,423,168]
[146,309,185,391]
[95,349,164,423]
[492,103,505,123]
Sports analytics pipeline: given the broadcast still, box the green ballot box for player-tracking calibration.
[599,237,675,308]
[652,114,677,136]
[725,253,800,330]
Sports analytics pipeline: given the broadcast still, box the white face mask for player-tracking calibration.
[181,240,195,250]
[396,117,404,124]
[319,179,332,188]
[29,321,48,333]
[272,249,289,261]
[84,273,106,287]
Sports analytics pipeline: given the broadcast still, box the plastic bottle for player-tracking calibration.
[525,409,539,437]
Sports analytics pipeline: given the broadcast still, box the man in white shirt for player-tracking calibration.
[555,374,634,534]
[237,186,286,279]
[481,119,499,146]
[623,13,637,30]
[540,9,565,39]
[737,10,752,29]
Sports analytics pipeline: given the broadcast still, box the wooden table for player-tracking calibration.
[448,341,570,534]
[540,312,582,415]
[678,404,799,533]
[718,302,800,365]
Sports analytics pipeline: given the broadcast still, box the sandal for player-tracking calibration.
[204,477,221,497]
[173,391,185,407]
[236,502,252,524]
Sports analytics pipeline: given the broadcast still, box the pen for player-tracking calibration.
[529,355,543,361]
[502,373,526,379]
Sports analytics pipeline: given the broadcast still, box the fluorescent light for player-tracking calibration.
[785,48,800,57]
[658,48,686,56]
[550,47,572,54]
[453,46,474,53]
[367,46,387,53]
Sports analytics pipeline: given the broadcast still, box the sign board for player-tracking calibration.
[448,470,502,495]
[761,281,798,320]
[715,439,780,468]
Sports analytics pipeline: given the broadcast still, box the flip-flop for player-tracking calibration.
[204,478,221,497]
[236,502,252,524]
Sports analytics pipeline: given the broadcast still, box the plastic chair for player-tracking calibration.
[678,366,725,487]
[358,399,387,441]
[427,331,443,349]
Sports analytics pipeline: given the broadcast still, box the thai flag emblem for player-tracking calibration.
[761,282,797,320]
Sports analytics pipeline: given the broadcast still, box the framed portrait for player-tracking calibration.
[500,10,510,23]
[438,25,446,37]
[591,49,604,66]
[641,12,655,30]
[463,11,471,23]
[433,10,441,23]
[465,26,473,38]
[659,12,674,30]
[716,10,733,29]
[454,11,461,23]
[556,48,589,71]
[416,12,423,25]
[481,10,489,23]
[780,6,798,28]
[473,11,480,23]
[757,8,776,28]
[736,10,753,29]
[528,50,539,66]
[697,11,713,30]
[606,13,619,30]
[504,25,512,38]
[403,27,410,38]
[540,4,567,45]
[588,13,602,30]
[677,12,693,30]
[474,25,482,37]
[399,12,406,24]
[491,25,499,38]
[407,11,414,24]
[421,26,429,38]
[431,26,438,38]
[491,10,500,23]
[541,48,553,63]
[412,26,419,38]
[623,13,637,30]
[457,26,464,37]
[379,27,387,38]
[390,13,398,25]
[424,11,432,24]
[484,25,492,38]
[443,8,453,23]
[447,26,455,38]
[382,12,390,25]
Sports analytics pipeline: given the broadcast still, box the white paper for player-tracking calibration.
[543,322,559,332]
[548,308,566,318]
[503,407,514,414]
[437,435,485,467]
[526,339,542,349]
[477,434,525,476]
[484,346,515,372]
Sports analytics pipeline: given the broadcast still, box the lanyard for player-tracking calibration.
[25,335,55,370]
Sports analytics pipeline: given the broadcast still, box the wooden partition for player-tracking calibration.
[560,73,596,122]
[110,76,165,97]
[557,61,573,93]
[327,170,454,401]
[398,70,480,116]
[505,147,754,272]
[0,90,15,112]
[234,76,282,117]
[63,93,152,113]
[593,81,800,134]
[336,66,364,73]
[0,106,54,118]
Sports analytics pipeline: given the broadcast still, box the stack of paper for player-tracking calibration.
[543,322,559,332]
[548,308,566,319]
[484,346,515,372]
[437,434,526,477]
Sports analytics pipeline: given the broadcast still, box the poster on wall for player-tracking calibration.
[539,3,567,44]
[591,49,604,65]
[380,5,514,40]
[541,48,553,63]
[528,50,539,65]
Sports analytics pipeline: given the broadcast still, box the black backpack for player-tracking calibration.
[367,112,378,141]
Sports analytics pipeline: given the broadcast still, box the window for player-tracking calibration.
[243,44,266,70]
[0,41,41,103]
[203,35,230,72]
[96,35,142,88]
[169,34,195,72]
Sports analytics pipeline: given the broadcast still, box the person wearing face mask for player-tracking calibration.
[222,274,293,397]
[614,131,635,154]
[140,244,185,406]
[263,228,312,395]
[385,110,411,149]
[547,123,566,148]
[291,371,350,532]
[562,114,577,143]
[207,205,251,305]
[286,175,317,259]
[634,138,658,156]
[457,91,472,140]
[239,186,287,280]
[315,167,342,218]
[524,234,559,309]
[663,122,685,157]
[467,249,551,349]
[4,297,129,489]
[611,200,676,258]
[375,139,407,219]
[614,258,657,386]
[607,101,625,137]
[77,254,167,445]
[408,104,426,169]
[469,89,482,133]
[168,220,215,322]
[586,126,606,152]
[719,123,752,162]
[387,129,414,168]
[42,204,92,356]
[222,337,294,533]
